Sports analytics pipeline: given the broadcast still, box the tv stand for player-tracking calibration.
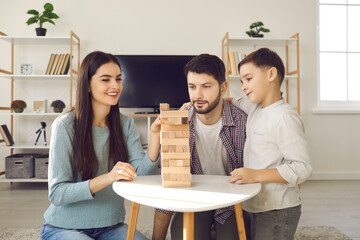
[134,108,160,114]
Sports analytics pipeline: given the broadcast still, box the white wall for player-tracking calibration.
[0,0,359,179]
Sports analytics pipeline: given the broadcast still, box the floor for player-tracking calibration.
[0,180,359,239]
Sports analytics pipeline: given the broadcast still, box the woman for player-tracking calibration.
[41,51,161,240]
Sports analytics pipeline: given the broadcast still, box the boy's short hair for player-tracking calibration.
[238,48,285,85]
[184,54,226,85]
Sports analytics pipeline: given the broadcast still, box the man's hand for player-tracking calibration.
[179,102,191,110]
[152,210,172,240]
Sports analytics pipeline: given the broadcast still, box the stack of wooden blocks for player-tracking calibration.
[160,103,191,188]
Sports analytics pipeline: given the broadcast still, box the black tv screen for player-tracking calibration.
[116,55,194,111]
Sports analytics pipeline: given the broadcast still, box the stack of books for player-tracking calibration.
[45,53,71,75]
[227,52,248,75]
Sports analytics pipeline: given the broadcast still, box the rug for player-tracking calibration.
[0,226,352,240]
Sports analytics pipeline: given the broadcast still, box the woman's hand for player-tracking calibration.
[148,115,161,162]
[108,161,137,182]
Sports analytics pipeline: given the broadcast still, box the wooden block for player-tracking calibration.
[177,160,184,167]
[162,124,189,131]
[161,152,190,160]
[175,131,190,138]
[175,145,190,152]
[170,174,177,181]
[169,160,178,167]
[162,117,186,125]
[162,159,169,167]
[177,173,192,181]
[162,145,177,152]
[160,103,169,111]
[182,159,190,167]
[182,117,189,124]
[161,138,189,146]
[163,173,170,181]
[162,167,190,174]
[162,180,191,188]
[160,110,188,118]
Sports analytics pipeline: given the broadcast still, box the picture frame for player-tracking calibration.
[33,100,47,113]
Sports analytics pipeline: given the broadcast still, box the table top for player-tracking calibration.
[112,175,261,212]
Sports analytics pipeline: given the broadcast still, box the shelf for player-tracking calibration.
[0,175,48,183]
[0,74,70,79]
[0,143,49,149]
[0,112,62,116]
[0,36,78,45]
[229,74,298,80]
[226,38,297,47]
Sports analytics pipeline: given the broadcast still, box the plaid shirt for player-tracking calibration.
[157,100,247,224]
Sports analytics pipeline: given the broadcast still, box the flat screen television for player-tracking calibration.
[116,55,195,113]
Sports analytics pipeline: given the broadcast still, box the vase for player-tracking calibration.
[13,107,24,113]
[35,27,47,36]
[53,107,63,113]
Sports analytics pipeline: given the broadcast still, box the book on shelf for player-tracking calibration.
[0,124,14,146]
[49,54,60,75]
[60,54,71,75]
[229,52,237,75]
[45,54,56,75]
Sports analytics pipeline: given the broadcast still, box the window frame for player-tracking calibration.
[316,0,360,113]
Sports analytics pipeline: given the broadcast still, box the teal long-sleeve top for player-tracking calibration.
[43,111,159,229]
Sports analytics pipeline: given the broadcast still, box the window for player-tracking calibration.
[319,0,360,105]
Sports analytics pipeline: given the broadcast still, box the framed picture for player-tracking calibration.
[33,100,47,113]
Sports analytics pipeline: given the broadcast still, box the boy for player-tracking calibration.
[228,48,312,240]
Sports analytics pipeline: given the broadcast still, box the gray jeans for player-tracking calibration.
[243,204,301,240]
[170,210,239,240]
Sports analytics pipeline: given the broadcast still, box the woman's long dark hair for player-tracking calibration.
[72,51,129,180]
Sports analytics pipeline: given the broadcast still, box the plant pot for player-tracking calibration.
[53,107,64,113]
[35,27,47,36]
[13,107,24,113]
[252,34,264,38]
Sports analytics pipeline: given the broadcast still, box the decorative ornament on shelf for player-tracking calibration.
[26,2,60,36]
[51,100,65,113]
[11,100,27,113]
[246,21,270,38]
[20,64,33,75]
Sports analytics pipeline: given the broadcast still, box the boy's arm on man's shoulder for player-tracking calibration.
[228,96,252,114]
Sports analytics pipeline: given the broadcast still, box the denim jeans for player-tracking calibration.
[243,204,301,240]
[40,221,147,240]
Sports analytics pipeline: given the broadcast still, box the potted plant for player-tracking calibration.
[246,21,270,38]
[51,100,66,113]
[26,2,60,36]
[11,100,27,113]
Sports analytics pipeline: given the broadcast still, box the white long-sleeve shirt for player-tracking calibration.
[232,97,312,213]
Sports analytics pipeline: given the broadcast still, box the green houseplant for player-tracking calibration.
[246,21,270,38]
[11,100,27,113]
[51,100,65,113]
[26,2,60,36]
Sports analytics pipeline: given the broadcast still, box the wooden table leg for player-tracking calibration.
[234,203,247,240]
[127,202,140,240]
[183,212,194,240]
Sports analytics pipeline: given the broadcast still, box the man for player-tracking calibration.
[152,54,247,240]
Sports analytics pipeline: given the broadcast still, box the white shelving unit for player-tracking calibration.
[222,32,300,114]
[0,31,80,182]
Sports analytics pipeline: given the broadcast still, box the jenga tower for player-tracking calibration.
[160,103,191,188]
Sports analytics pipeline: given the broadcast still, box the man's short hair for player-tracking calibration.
[184,54,226,85]
[238,48,285,85]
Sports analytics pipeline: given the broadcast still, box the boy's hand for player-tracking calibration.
[224,97,233,104]
[229,168,259,184]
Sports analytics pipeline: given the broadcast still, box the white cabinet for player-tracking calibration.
[0,31,80,182]
[221,32,300,114]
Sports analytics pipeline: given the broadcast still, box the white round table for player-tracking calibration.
[113,175,261,240]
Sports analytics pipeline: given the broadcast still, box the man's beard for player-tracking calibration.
[192,91,221,114]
